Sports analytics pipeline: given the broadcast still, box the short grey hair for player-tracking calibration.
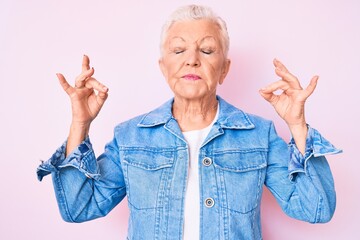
[160,5,230,57]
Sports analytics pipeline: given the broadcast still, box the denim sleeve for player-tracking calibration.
[37,137,100,181]
[264,123,342,223]
[36,135,127,223]
[288,125,342,180]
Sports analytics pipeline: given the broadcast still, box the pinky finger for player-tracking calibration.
[304,76,319,98]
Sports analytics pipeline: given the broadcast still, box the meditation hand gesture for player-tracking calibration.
[56,55,109,155]
[259,59,319,153]
[57,55,109,127]
[259,59,318,127]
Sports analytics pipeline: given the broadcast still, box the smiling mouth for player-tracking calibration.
[182,74,201,81]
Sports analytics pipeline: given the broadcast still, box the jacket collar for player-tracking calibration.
[137,96,255,130]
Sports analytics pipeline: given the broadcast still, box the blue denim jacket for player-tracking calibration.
[37,96,341,240]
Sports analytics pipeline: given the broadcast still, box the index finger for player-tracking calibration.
[82,54,90,72]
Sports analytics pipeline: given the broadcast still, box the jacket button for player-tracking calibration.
[205,198,214,208]
[202,157,212,166]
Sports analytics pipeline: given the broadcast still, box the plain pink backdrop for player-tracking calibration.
[0,0,358,239]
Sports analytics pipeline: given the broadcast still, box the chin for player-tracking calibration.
[175,91,212,101]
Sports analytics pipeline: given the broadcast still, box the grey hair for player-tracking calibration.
[160,5,230,57]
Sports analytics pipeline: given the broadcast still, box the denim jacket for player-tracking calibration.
[37,96,341,240]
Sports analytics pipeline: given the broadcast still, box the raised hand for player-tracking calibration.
[259,59,318,127]
[56,55,109,155]
[259,59,318,154]
[57,55,109,126]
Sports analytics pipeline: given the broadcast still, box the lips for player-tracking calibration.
[182,74,201,81]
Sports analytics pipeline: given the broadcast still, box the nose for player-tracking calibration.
[186,50,200,67]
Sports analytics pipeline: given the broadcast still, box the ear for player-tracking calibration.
[219,59,231,85]
[158,58,167,77]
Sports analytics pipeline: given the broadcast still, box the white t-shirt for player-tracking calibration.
[182,108,219,240]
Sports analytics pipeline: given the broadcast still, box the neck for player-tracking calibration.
[172,95,218,132]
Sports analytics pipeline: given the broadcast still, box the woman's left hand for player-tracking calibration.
[259,59,318,128]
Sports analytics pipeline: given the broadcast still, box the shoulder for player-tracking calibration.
[114,113,147,133]
[114,98,173,132]
[218,96,273,130]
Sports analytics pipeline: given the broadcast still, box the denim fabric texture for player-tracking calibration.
[37,96,341,240]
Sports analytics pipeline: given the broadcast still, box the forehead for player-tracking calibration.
[165,19,221,44]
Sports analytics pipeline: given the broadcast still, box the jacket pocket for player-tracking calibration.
[213,149,267,213]
[122,148,174,209]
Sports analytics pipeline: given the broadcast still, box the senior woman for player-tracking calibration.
[37,5,341,240]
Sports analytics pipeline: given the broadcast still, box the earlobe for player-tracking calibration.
[219,59,231,85]
[158,58,167,77]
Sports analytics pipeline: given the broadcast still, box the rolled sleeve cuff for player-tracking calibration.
[36,137,100,181]
[288,125,342,180]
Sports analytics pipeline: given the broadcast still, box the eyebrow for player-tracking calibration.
[200,36,217,43]
[169,37,186,43]
[169,36,217,44]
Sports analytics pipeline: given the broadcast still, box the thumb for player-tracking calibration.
[96,91,109,107]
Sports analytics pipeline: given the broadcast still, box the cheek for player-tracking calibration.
[163,61,181,88]
[165,59,182,77]
[203,59,224,80]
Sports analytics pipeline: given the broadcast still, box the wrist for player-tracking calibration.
[288,122,308,137]
[288,123,308,155]
[69,122,90,140]
[65,122,90,156]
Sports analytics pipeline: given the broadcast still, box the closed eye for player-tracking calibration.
[173,48,185,54]
[201,49,213,55]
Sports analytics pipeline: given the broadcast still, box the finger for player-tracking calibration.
[304,75,319,98]
[75,67,95,88]
[260,80,290,94]
[274,68,302,89]
[273,58,302,87]
[56,73,74,95]
[273,58,290,73]
[84,78,109,93]
[82,55,90,72]
[96,91,109,106]
[259,90,278,105]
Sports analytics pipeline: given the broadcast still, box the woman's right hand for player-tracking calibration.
[57,55,109,127]
[56,55,109,155]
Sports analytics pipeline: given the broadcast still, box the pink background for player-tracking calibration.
[0,0,358,239]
